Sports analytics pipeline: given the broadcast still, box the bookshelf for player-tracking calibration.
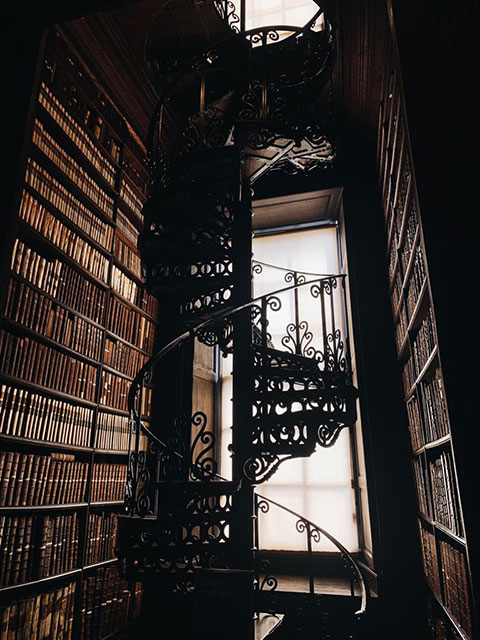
[0,27,155,638]
[377,35,476,640]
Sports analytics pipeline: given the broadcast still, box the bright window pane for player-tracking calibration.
[219,226,359,552]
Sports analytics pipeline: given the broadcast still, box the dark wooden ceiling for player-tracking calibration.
[56,0,388,152]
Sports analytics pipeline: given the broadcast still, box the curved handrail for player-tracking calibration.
[127,426,368,615]
[128,274,345,412]
[254,493,368,615]
[127,273,366,616]
[147,19,333,156]
[252,259,339,279]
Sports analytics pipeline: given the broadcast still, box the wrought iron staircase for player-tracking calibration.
[117,1,368,638]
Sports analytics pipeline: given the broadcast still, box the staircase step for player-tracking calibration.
[251,407,356,427]
[255,613,284,639]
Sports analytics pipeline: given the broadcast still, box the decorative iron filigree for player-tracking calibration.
[190,411,217,480]
[281,320,314,356]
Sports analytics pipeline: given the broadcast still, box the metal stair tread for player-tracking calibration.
[255,613,284,640]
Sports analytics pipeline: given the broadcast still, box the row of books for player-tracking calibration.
[427,598,463,640]
[5,279,103,362]
[0,452,88,507]
[122,146,147,197]
[119,178,143,222]
[406,393,423,451]
[405,243,426,313]
[403,192,420,260]
[422,372,450,443]
[392,275,402,317]
[0,330,97,402]
[111,266,157,317]
[399,198,418,277]
[78,566,142,640]
[95,413,130,451]
[412,308,436,375]
[90,463,127,502]
[11,240,106,325]
[439,540,472,637]
[113,235,142,279]
[103,336,148,380]
[39,82,116,186]
[413,456,430,517]
[100,371,128,413]
[394,302,408,351]
[107,296,155,353]
[413,449,462,537]
[33,121,114,218]
[116,210,139,247]
[0,582,76,639]
[19,190,110,284]
[0,512,79,586]
[391,152,411,247]
[101,370,152,415]
[387,238,397,286]
[25,159,114,252]
[0,384,93,447]
[86,511,118,565]
[420,522,442,598]
[402,356,416,396]
[430,450,463,537]
[46,31,125,146]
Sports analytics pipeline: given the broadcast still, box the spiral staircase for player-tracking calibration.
[117,1,368,638]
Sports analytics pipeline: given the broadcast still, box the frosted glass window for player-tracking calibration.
[244,0,322,30]
[218,227,359,553]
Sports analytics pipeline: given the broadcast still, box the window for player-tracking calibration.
[244,0,323,30]
[219,226,360,553]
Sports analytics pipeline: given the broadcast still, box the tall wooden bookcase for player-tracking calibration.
[0,27,155,639]
[377,26,476,640]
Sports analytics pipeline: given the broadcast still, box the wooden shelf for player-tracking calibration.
[418,513,464,546]
[0,568,82,595]
[31,145,114,227]
[120,166,147,202]
[0,372,97,408]
[90,500,125,508]
[105,329,152,357]
[40,81,122,171]
[110,289,157,324]
[2,316,102,369]
[114,227,139,256]
[0,503,88,512]
[102,363,135,382]
[112,257,144,287]
[83,558,118,571]
[406,278,428,332]
[117,198,143,232]
[9,271,106,332]
[37,104,119,199]
[406,345,438,399]
[413,433,451,456]
[18,218,110,290]
[94,449,129,457]
[0,433,93,453]
[24,183,114,258]
[429,584,470,640]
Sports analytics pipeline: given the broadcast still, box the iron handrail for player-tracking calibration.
[253,493,368,615]
[252,259,340,279]
[128,274,345,411]
[127,273,366,616]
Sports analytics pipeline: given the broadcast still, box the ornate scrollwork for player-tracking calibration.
[281,320,313,356]
[317,421,344,448]
[243,453,294,483]
[212,0,240,32]
[190,411,218,480]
